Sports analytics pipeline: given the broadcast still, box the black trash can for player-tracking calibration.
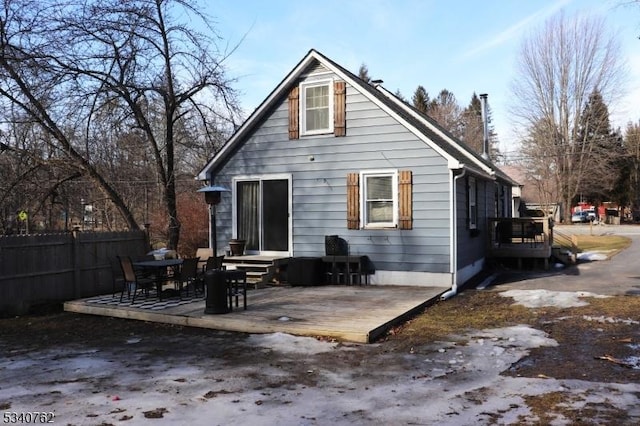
[204,269,230,314]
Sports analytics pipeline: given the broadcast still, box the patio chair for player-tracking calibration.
[118,255,156,303]
[226,270,247,310]
[133,254,157,281]
[174,257,201,297]
[205,255,225,272]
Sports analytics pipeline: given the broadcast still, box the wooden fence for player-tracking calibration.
[0,230,149,316]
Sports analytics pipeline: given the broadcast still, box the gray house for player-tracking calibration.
[197,49,514,291]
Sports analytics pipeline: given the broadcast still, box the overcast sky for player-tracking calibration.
[208,0,640,158]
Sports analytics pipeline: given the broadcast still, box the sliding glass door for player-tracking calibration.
[235,176,290,254]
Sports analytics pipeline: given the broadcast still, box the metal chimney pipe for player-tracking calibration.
[479,93,489,160]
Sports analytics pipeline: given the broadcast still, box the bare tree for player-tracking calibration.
[510,11,625,222]
[520,119,563,216]
[0,0,239,248]
[429,89,463,139]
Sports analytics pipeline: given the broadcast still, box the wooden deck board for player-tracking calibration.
[64,285,445,343]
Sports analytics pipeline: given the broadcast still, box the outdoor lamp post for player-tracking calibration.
[197,185,230,256]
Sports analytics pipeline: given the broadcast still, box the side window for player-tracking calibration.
[468,176,477,229]
[300,80,333,135]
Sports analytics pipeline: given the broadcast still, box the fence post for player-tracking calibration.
[72,227,82,299]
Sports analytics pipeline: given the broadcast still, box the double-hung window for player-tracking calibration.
[347,170,411,230]
[300,80,333,135]
[361,170,398,228]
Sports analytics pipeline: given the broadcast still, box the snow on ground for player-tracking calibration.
[2,288,640,424]
[499,288,610,308]
[577,251,609,261]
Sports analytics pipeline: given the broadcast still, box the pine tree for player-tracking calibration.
[358,64,371,83]
[576,89,620,203]
[625,121,640,219]
[460,93,483,154]
[411,86,430,114]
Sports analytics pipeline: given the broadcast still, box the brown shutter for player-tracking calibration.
[288,86,299,140]
[398,170,413,230]
[347,172,360,229]
[334,81,346,137]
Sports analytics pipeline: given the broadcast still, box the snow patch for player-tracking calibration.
[577,251,608,261]
[500,289,609,308]
[246,332,340,354]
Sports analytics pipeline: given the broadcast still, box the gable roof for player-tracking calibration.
[197,49,517,185]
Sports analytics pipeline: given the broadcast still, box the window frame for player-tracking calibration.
[299,79,334,136]
[360,169,398,229]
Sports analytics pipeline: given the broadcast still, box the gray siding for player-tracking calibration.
[214,71,453,279]
[456,175,495,268]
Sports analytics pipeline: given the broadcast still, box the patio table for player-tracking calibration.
[133,258,183,300]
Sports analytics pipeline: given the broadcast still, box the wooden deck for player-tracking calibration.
[64,285,445,343]
[487,217,554,268]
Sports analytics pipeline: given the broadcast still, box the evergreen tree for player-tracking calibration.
[625,121,640,219]
[576,89,621,203]
[460,93,483,154]
[411,86,430,114]
[358,63,371,83]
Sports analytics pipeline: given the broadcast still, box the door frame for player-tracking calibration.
[231,173,292,256]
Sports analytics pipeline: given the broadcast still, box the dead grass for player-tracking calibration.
[523,391,629,425]
[387,290,542,349]
[389,291,640,344]
[385,288,640,422]
[574,234,631,254]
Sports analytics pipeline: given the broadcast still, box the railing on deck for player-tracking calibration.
[487,217,554,262]
[552,228,578,253]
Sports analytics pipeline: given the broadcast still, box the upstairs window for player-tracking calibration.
[289,80,345,139]
[300,80,333,135]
